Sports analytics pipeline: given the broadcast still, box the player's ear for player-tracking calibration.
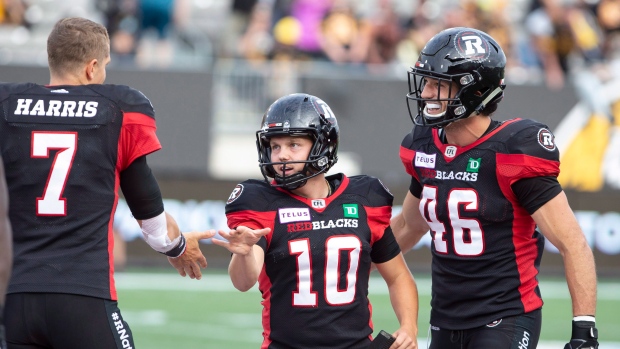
[85,58,98,81]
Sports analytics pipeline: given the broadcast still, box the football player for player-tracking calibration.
[0,160,11,349]
[0,17,214,349]
[213,93,418,349]
[391,27,599,349]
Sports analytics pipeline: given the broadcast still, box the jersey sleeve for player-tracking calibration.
[399,131,418,180]
[361,177,400,262]
[370,226,401,263]
[496,120,561,204]
[113,85,162,171]
[225,181,277,249]
[497,121,560,183]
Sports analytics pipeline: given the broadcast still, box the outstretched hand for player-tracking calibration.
[211,226,271,255]
[168,230,216,280]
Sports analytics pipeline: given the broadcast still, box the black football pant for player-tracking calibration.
[5,293,134,349]
[427,309,541,349]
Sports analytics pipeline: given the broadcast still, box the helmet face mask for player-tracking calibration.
[256,93,339,190]
[406,27,507,128]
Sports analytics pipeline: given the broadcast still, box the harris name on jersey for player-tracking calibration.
[12,98,99,118]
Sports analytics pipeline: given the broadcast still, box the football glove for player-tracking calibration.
[564,320,599,349]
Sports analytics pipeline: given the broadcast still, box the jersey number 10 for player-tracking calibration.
[289,235,361,307]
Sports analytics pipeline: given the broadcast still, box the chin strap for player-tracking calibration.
[475,86,504,114]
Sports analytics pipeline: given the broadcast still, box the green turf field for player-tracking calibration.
[115,269,620,348]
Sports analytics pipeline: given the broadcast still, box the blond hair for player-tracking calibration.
[47,17,109,76]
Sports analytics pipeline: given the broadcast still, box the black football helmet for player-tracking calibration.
[406,27,506,128]
[256,93,339,190]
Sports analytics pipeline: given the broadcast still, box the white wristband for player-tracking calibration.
[141,211,177,253]
[573,316,595,323]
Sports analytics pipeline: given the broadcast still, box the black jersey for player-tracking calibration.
[0,82,161,300]
[399,119,560,330]
[225,174,401,349]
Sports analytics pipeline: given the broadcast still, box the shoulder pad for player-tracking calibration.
[89,84,155,118]
[225,179,273,214]
[0,82,37,102]
[346,175,393,207]
[401,125,432,150]
[501,119,559,161]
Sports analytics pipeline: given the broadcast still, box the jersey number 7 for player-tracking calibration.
[31,131,78,216]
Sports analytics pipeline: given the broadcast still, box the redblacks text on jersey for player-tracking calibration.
[400,118,560,329]
[225,174,401,349]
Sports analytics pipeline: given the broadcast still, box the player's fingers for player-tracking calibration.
[216,230,231,240]
[210,238,229,248]
[256,227,271,236]
[190,261,203,280]
[185,264,196,279]
[398,337,415,349]
[389,333,408,349]
[168,258,187,277]
[198,255,208,269]
[196,229,216,240]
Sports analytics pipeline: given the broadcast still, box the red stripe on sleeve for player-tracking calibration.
[117,112,162,171]
[227,209,276,348]
[365,206,392,245]
[496,153,553,311]
[399,146,419,181]
[227,210,277,246]
[108,172,120,300]
[259,266,273,349]
[496,153,560,202]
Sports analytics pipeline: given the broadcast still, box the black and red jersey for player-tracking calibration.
[225,174,401,349]
[0,82,161,300]
[399,118,560,330]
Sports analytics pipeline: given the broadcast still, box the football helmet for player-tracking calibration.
[406,27,506,128]
[256,93,339,190]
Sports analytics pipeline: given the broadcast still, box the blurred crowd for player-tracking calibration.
[2,0,620,88]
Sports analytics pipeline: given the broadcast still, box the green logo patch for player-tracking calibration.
[466,158,481,173]
[343,204,359,218]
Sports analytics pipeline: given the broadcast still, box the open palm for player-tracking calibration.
[212,226,271,256]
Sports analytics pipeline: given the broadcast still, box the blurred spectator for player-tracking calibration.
[222,0,259,58]
[525,0,615,192]
[238,0,275,61]
[319,0,369,64]
[238,0,334,61]
[524,0,604,90]
[135,0,190,68]
[96,0,140,67]
[596,0,620,59]
[397,0,452,69]
[365,0,403,66]
[275,0,333,60]
[0,0,28,27]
